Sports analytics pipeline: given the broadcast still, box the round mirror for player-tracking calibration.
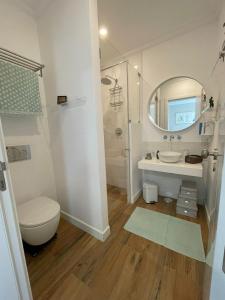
[148,77,206,132]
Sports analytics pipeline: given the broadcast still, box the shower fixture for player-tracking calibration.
[101,75,116,85]
[101,77,112,85]
[101,75,123,109]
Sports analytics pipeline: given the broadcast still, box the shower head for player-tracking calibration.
[101,77,112,85]
[101,75,117,85]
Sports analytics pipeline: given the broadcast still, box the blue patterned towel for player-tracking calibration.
[0,60,42,115]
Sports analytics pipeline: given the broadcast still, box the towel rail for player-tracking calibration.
[0,47,44,77]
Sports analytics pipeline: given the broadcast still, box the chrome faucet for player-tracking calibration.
[169,135,174,151]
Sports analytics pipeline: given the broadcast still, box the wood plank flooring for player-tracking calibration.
[25,185,208,300]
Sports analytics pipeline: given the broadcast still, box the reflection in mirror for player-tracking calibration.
[149,77,206,132]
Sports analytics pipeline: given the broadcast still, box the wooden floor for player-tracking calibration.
[25,185,208,300]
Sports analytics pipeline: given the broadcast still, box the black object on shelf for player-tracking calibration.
[185,155,203,164]
[57,96,68,105]
[156,150,160,159]
[209,97,214,108]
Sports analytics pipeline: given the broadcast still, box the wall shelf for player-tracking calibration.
[0,47,44,76]
[138,159,203,178]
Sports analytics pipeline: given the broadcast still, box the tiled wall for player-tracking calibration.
[142,140,209,158]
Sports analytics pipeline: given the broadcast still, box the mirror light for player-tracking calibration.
[99,26,108,39]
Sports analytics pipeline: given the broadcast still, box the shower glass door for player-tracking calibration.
[101,61,131,202]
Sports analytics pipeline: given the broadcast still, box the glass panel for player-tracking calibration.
[101,62,130,201]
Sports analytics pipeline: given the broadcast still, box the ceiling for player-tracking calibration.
[17,0,222,64]
[16,0,53,16]
[98,0,222,64]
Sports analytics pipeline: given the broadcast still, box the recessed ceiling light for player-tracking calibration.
[99,26,108,39]
[134,65,138,70]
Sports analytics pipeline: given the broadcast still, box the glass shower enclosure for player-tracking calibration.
[101,61,142,203]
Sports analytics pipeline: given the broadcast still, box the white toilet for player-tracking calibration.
[17,196,60,246]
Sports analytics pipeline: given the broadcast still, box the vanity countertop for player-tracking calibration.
[138,159,203,178]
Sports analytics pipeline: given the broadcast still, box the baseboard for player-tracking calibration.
[132,189,142,204]
[61,210,111,242]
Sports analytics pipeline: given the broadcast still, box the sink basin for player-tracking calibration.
[158,151,182,163]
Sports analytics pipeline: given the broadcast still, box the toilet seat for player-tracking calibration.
[17,197,60,246]
[18,196,60,228]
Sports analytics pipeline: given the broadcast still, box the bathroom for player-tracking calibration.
[0,0,225,299]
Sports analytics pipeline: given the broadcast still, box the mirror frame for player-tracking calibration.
[147,76,208,133]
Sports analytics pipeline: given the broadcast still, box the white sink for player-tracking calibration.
[158,151,182,163]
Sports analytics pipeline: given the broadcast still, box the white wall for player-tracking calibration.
[38,0,109,240]
[142,21,218,143]
[207,1,225,298]
[102,23,217,202]
[134,22,218,203]
[0,0,56,205]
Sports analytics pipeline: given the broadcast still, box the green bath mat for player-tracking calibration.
[124,207,205,262]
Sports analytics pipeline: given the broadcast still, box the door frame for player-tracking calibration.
[208,145,225,299]
[0,117,32,300]
[126,61,132,204]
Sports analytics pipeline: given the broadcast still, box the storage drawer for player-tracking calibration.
[180,189,197,200]
[181,180,197,191]
[181,180,197,199]
[176,206,197,218]
[177,197,197,209]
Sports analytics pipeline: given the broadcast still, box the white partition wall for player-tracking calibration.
[38,0,109,241]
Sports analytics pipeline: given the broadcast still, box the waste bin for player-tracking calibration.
[143,182,158,203]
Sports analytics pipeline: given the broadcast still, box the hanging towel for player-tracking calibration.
[0,60,42,115]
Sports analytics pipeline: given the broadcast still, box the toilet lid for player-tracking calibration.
[18,197,60,228]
